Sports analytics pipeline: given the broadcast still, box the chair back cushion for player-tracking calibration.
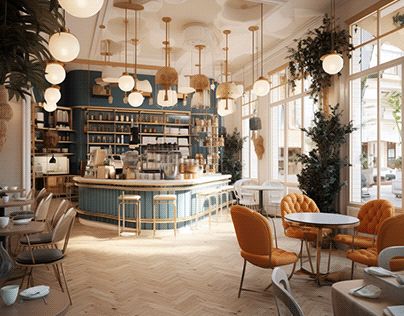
[281,193,319,229]
[357,199,394,234]
[272,267,304,316]
[377,214,404,271]
[230,205,272,257]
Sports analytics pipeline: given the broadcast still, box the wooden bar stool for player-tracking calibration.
[118,194,141,236]
[220,185,234,212]
[153,194,177,237]
[196,188,221,226]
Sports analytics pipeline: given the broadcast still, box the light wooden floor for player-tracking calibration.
[24,212,364,316]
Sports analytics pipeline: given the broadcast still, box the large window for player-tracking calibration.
[268,67,316,185]
[349,0,404,208]
[241,92,258,178]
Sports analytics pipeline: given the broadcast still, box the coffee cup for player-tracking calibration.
[1,284,19,306]
[0,217,9,228]
[2,195,9,203]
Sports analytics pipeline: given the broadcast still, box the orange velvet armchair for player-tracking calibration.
[347,213,404,278]
[334,199,394,249]
[231,205,298,298]
[280,193,332,273]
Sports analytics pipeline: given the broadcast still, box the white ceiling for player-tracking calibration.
[66,0,330,78]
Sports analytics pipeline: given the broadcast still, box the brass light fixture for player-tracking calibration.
[252,3,270,97]
[156,17,178,107]
[321,0,343,74]
[118,9,135,92]
[191,44,210,109]
[216,30,238,117]
[128,7,145,107]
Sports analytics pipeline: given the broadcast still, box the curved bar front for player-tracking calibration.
[73,175,231,230]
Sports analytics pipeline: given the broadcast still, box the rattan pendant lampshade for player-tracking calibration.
[156,17,178,107]
[191,45,210,109]
[216,30,237,117]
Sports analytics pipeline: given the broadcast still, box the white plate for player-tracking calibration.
[13,218,33,225]
[365,266,394,277]
[387,306,404,316]
[349,284,382,298]
[15,197,27,201]
[20,285,50,300]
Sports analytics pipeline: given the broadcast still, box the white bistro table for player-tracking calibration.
[284,212,359,285]
[243,184,284,247]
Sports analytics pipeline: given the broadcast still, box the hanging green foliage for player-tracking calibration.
[0,0,64,100]
[287,15,353,103]
[296,105,356,213]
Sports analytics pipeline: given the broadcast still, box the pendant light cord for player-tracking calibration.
[252,28,255,86]
[134,10,138,89]
[124,8,128,72]
[331,0,335,52]
[225,32,228,83]
[260,3,264,77]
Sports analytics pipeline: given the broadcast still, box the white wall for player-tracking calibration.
[0,97,23,188]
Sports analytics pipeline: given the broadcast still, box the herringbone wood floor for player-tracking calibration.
[21,212,363,316]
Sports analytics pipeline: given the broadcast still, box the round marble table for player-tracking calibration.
[285,212,359,285]
[0,289,69,316]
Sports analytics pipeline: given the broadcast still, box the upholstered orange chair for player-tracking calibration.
[334,199,394,249]
[347,213,404,278]
[231,205,298,298]
[281,193,331,273]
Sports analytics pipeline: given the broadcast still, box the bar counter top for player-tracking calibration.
[73,174,231,189]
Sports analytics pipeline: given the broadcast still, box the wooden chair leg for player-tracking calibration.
[288,261,297,280]
[238,259,247,298]
[20,267,28,289]
[60,263,72,305]
[351,261,355,280]
[52,265,64,291]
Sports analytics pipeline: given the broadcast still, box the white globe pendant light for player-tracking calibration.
[321,0,344,75]
[252,4,270,97]
[217,99,234,117]
[44,86,61,104]
[253,77,270,97]
[118,9,135,92]
[59,0,104,18]
[128,91,144,107]
[157,90,178,107]
[49,31,80,62]
[45,62,66,85]
[322,52,344,75]
[43,102,57,112]
[118,73,135,92]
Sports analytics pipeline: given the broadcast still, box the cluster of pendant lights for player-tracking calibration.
[43,0,343,114]
[43,0,104,111]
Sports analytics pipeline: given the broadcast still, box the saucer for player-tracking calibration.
[20,285,50,300]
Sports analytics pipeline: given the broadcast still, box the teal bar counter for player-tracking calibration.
[73,174,231,230]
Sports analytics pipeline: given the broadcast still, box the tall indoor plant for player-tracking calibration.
[221,128,245,184]
[296,105,355,213]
